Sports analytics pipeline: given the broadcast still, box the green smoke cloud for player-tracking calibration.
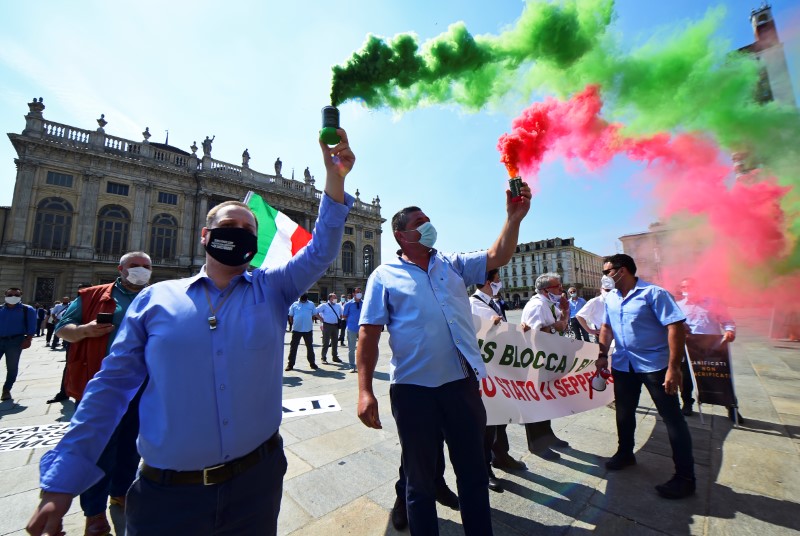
[329,0,614,109]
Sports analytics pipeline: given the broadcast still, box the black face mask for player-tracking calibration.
[204,227,258,267]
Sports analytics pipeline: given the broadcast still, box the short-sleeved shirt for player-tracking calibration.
[521,294,561,331]
[0,304,37,337]
[676,297,735,335]
[315,302,342,324]
[55,279,140,353]
[288,300,317,332]
[342,299,363,332]
[568,297,587,318]
[360,250,487,387]
[576,296,605,328]
[470,289,503,322]
[603,279,685,373]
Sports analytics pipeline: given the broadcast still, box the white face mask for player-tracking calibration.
[681,292,689,298]
[125,267,152,286]
[547,292,562,304]
[4,296,21,305]
[355,293,363,300]
[569,292,577,298]
[490,282,503,295]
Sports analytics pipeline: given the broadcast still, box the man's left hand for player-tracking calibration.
[506,181,531,223]
[663,366,682,395]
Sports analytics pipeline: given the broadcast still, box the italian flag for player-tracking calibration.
[244,191,312,269]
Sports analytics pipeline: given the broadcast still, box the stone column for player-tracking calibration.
[73,174,102,259]
[5,161,38,254]
[194,193,209,259]
[129,184,151,250]
[179,190,195,262]
[355,223,363,279]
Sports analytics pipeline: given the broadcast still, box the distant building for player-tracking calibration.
[499,237,604,307]
[0,99,384,305]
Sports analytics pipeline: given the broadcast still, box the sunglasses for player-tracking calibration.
[5,294,21,297]
[602,266,621,276]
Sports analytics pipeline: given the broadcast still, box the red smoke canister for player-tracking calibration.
[509,176,523,202]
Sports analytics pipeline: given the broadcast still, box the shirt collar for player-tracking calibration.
[185,265,252,289]
[114,277,139,296]
[474,288,493,302]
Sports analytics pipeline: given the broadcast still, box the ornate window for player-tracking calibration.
[45,171,73,188]
[363,245,374,276]
[150,214,178,260]
[342,241,355,275]
[95,205,130,255]
[32,197,73,250]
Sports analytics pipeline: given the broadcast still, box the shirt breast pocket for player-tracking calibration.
[241,303,271,350]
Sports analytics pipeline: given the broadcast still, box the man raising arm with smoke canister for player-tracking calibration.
[356,180,531,535]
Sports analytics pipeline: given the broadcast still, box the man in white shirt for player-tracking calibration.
[520,272,571,460]
[315,293,343,364]
[575,275,616,340]
[470,269,526,493]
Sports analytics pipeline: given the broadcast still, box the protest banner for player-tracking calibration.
[474,317,614,426]
[685,334,737,407]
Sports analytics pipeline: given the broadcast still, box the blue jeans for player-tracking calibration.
[0,335,25,391]
[346,329,358,367]
[80,387,143,516]
[390,376,492,536]
[126,437,287,536]
[612,365,695,479]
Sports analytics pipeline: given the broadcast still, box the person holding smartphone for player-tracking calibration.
[50,251,153,536]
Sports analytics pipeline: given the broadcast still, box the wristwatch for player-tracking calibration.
[549,327,557,334]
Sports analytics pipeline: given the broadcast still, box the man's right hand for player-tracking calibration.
[595,356,609,371]
[357,391,382,429]
[79,321,115,339]
[26,491,72,536]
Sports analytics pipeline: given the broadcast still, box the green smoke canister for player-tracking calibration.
[320,106,341,145]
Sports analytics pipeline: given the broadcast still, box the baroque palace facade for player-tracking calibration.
[0,99,384,305]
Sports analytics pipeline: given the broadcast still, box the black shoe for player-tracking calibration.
[321,359,329,364]
[492,454,526,472]
[285,365,293,371]
[390,496,408,531]
[487,471,504,493]
[682,402,694,416]
[435,485,459,510]
[309,364,319,370]
[46,392,68,404]
[534,448,560,461]
[551,437,570,449]
[605,452,637,471]
[332,357,343,363]
[349,368,358,373]
[655,474,696,499]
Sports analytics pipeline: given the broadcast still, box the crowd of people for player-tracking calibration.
[0,127,741,536]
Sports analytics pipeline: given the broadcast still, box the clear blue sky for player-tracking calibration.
[1,0,797,261]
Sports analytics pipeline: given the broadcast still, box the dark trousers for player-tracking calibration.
[0,335,25,391]
[525,420,556,452]
[320,323,339,359]
[126,438,287,536]
[612,365,695,479]
[45,323,55,345]
[680,358,694,405]
[395,440,448,499]
[286,331,315,367]
[36,319,45,337]
[338,322,346,344]
[570,317,590,342]
[391,377,492,536]
[80,388,143,516]
[484,425,510,468]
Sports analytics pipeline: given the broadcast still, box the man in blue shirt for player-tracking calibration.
[341,287,362,372]
[286,294,318,371]
[596,254,695,500]
[26,129,356,536]
[0,287,37,401]
[567,286,589,341]
[357,180,532,536]
[315,293,343,364]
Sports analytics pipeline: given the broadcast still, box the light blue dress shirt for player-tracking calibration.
[360,250,487,387]
[288,300,317,333]
[39,192,353,494]
[603,279,686,373]
[568,297,586,319]
[342,299,362,332]
[676,297,736,334]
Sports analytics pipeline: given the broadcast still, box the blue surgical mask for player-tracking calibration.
[405,222,437,249]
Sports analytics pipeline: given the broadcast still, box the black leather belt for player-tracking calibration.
[323,322,338,326]
[140,431,281,486]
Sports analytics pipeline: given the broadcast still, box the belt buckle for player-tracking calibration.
[203,463,225,485]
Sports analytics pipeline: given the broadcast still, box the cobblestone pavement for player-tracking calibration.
[1,309,798,535]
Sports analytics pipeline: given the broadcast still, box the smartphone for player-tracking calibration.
[96,312,113,324]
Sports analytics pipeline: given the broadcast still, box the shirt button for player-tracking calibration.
[456,340,460,344]
[223,419,229,425]
[220,384,226,390]
[216,350,222,356]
